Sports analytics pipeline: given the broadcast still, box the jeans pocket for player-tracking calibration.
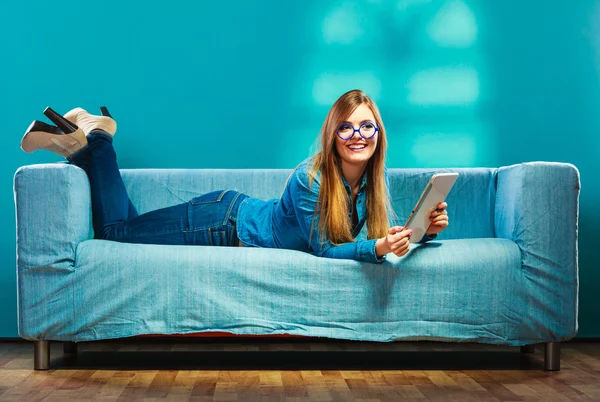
[190,190,230,205]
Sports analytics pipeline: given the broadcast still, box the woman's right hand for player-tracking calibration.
[376,226,413,257]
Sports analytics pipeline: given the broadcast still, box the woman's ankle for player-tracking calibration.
[66,144,90,164]
[88,130,114,143]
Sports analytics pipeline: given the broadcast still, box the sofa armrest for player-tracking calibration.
[495,162,580,339]
[14,163,93,339]
[14,163,93,271]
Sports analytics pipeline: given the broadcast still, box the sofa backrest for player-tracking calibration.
[386,168,497,240]
[121,167,498,240]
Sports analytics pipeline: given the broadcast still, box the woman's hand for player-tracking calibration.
[426,202,449,235]
[376,226,413,258]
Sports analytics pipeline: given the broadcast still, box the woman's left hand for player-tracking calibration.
[426,202,449,235]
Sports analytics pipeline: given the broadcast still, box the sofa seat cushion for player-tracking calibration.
[23,238,530,343]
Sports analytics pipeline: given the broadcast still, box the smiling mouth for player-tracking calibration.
[348,144,367,151]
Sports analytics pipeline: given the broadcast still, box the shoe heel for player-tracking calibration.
[43,107,79,134]
[26,120,62,135]
[100,106,112,118]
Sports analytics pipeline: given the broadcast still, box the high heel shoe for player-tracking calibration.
[20,106,109,136]
[100,106,112,118]
[63,106,117,136]
[23,120,62,135]
[20,107,88,158]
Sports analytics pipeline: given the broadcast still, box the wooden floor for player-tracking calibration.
[0,339,599,401]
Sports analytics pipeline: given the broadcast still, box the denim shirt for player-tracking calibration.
[236,157,435,263]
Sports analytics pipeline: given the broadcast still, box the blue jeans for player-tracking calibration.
[69,131,248,246]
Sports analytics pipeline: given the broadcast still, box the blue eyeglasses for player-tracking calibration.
[337,121,379,140]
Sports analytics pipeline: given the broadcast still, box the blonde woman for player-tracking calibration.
[20,90,448,263]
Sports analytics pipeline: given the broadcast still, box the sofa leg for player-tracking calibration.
[63,342,77,357]
[544,342,560,371]
[520,344,535,353]
[34,341,50,370]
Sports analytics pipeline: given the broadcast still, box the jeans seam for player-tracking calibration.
[189,189,230,205]
[230,194,249,223]
[236,197,249,221]
[107,225,194,239]
[190,200,219,205]
[183,226,218,233]
[217,189,229,202]
[234,197,254,246]
[222,192,243,225]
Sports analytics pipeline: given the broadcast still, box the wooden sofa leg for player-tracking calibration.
[520,344,535,353]
[544,342,560,371]
[64,342,77,357]
[34,341,50,370]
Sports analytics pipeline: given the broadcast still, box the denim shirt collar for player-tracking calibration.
[341,170,368,195]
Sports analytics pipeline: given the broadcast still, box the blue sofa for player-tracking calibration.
[13,161,580,370]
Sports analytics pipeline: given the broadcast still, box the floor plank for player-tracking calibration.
[0,340,598,401]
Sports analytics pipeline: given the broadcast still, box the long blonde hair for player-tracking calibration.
[306,89,394,245]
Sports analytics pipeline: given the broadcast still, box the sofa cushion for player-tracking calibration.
[18,237,536,344]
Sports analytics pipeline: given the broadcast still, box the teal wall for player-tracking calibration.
[2,1,599,337]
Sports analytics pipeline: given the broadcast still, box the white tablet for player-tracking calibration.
[403,173,459,243]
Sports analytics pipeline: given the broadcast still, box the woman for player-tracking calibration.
[20,90,449,263]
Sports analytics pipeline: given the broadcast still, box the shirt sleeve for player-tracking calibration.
[289,168,386,264]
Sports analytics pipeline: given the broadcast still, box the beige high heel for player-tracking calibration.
[63,107,117,136]
[20,107,88,158]
[20,128,87,157]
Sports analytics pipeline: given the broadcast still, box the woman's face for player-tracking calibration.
[334,103,379,168]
